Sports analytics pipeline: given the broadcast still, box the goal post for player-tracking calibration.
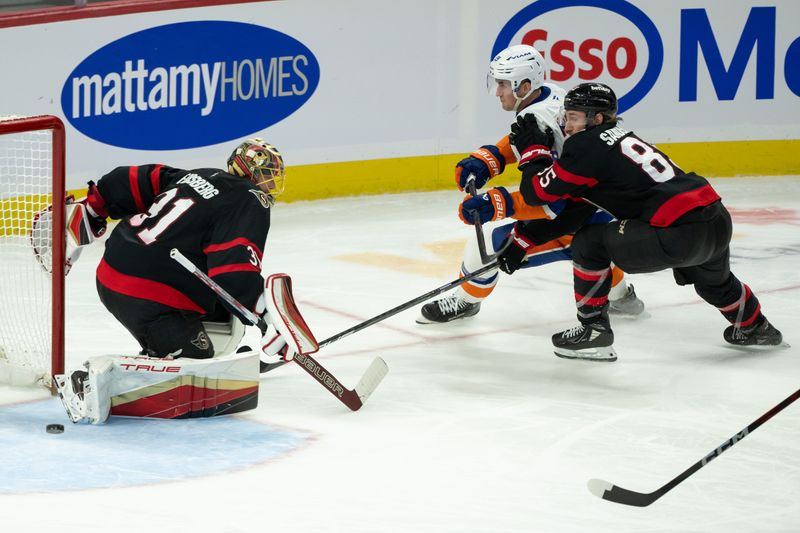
[0,115,65,387]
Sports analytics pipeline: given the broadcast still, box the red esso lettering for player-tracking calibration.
[522,29,636,81]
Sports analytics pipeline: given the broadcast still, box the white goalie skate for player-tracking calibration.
[54,371,89,423]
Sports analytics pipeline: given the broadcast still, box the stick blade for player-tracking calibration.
[354,357,388,405]
[587,478,613,498]
[587,478,658,507]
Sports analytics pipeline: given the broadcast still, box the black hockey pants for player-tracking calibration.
[97,282,215,359]
[570,201,761,325]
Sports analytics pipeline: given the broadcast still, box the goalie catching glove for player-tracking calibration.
[30,181,108,275]
[256,273,319,365]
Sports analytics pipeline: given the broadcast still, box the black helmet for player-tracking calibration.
[564,83,618,116]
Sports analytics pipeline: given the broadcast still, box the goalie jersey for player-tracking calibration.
[95,165,270,316]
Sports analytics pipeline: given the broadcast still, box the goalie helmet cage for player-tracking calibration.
[0,115,65,387]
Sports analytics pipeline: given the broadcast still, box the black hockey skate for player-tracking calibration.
[724,317,784,346]
[552,320,616,361]
[416,295,480,324]
[608,284,645,317]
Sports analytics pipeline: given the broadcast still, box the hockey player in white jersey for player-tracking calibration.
[418,44,644,324]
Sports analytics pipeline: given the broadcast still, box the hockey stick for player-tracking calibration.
[169,249,387,411]
[262,259,500,373]
[588,386,800,507]
[466,179,506,264]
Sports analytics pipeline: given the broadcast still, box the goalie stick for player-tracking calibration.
[261,259,501,373]
[257,181,502,374]
[588,386,800,507]
[169,249,387,411]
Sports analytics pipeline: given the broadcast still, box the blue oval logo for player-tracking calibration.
[61,21,320,150]
[492,0,663,113]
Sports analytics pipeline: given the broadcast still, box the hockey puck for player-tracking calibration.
[46,423,64,434]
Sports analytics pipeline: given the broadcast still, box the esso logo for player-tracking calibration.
[61,21,320,150]
[521,29,637,81]
[492,0,663,113]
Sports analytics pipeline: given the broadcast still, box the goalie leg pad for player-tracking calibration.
[265,273,319,355]
[55,350,260,424]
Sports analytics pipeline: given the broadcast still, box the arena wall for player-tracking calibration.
[1,0,798,201]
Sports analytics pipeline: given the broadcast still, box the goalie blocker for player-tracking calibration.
[55,273,319,424]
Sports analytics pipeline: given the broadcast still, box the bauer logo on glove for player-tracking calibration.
[454,145,506,191]
[458,187,515,225]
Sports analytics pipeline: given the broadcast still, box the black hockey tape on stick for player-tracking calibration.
[169,249,387,411]
[588,386,800,507]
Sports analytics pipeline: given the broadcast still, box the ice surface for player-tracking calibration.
[1,176,798,532]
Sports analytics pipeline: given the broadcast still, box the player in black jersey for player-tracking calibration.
[73,139,293,362]
[501,82,783,361]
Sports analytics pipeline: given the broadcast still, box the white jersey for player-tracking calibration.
[513,82,566,158]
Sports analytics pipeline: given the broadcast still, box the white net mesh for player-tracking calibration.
[0,116,57,385]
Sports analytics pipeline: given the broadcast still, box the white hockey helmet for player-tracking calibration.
[487,45,546,108]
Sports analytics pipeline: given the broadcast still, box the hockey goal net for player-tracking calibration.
[0,115,65,387]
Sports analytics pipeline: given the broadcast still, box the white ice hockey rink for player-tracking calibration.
[1,176,798,532]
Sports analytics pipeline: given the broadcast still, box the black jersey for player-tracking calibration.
[519,122,721,227]
[94,165,270,316]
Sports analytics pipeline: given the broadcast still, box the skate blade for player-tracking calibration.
[608,309,651,320]
[723,340,791,352]
[554,346,618,362]
[414,313,477,325]
[415,313,435,325]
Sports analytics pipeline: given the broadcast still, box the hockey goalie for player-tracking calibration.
[36,138,319,423]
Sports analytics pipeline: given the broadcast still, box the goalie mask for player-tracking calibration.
[227,138,286,205]
[487,44,546,111]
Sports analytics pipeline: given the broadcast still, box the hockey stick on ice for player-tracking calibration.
[588,386,800,507]
[259,183,502,374]
[262,259,501,373]
[170,249,387,411]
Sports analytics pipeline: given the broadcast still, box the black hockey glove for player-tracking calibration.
[508,114,555,170]
[497,222,536,275]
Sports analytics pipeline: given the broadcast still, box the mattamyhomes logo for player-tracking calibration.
[61,21,320,150]
[492,0,663,113]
